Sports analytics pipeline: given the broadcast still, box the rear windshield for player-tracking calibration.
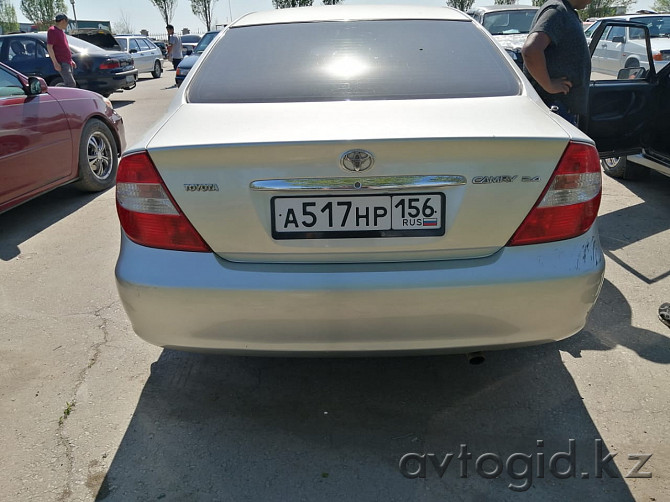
[187,19,520,103]
[483,9,538,35]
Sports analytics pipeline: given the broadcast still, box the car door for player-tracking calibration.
[128,38,148,73]
[137,38,158,71]
[582,21,667,161]
[0,65,74,208]
[1,36,54,80]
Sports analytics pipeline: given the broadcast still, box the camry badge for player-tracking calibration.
[340,150,374,172]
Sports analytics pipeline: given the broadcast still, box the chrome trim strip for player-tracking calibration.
[250,175,467,192]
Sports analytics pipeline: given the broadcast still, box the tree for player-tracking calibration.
[494,0,517,4]
[272,0,313,8]
[580,0,634,19]
[149,0,178,26]
[446,0,475,12]
[0,0,19,34]
[191,0,217,30]
[653,0,670,12]
[113,10,134,35]
[20,0,67,30]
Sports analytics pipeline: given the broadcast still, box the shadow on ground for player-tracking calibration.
[0,185,108,261]
[598,171,670,284]
[97,325,637,500]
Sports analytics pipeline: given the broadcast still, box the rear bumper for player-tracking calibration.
[78,69,138,94]
[115,227,605,355]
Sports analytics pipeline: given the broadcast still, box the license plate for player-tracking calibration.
[272,193,445,239]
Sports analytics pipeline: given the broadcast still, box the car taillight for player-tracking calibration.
[653,51,670,61]
[116,151,210,252]
[99,59,121,70]
[508,141,601,246]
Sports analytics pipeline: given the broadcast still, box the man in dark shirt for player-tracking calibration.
[46,13,77,87]
[521,0,592,126]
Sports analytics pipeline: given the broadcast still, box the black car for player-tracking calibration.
[152,39,168,59]
[0,33,138,97]
[180,34,202,56]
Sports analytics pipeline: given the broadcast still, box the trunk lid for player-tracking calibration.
[146,97,575,263]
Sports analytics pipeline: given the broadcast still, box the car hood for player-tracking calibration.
[492,33,529,51]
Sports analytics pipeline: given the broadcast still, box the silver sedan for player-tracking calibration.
[115,6,605,355]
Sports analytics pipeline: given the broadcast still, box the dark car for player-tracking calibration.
[180,34,202,56]
[0,62,126,213]
[175,30,220,87]
[0,33,138,97]
[152,39,168,59]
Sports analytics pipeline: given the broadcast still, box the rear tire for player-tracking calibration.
[601,157,648,180]
[49,77,64,87]
[74,119,118,192]
[151,60,162,78]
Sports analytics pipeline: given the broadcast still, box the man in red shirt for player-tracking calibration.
[46,13,77,87]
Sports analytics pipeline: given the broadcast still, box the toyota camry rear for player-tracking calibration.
[115,6,605,354]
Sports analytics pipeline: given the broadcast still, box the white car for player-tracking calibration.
[114,35,163,78]
[115,5,607,356]
[466,5,539,67]
[586,14,670,76]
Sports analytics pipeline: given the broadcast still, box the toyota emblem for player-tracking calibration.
[340,150,374,172]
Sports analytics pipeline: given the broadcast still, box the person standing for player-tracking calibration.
[521,0,592,126]
[166,24,183,70]
[46,13,77,88]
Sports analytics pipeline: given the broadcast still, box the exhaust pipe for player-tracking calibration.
[466,351,485,365]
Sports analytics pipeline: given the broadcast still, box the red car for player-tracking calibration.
[0,62,125,214]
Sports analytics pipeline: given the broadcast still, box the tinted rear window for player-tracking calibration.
[187,19,520,103]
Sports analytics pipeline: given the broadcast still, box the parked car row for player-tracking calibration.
[0,30,171,99]
[0,32,137,97]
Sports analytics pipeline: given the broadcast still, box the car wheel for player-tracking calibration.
[601,157,648,180]
[50,77,64,87]
[151,60,163,78]
[74,119,118,192]
[624,58,640,68]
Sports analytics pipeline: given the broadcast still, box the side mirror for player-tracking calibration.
[612,36,625,43]
[27,76,47,95]
[617,67,647,80]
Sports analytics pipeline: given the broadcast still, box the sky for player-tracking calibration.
[8,0,656,35]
